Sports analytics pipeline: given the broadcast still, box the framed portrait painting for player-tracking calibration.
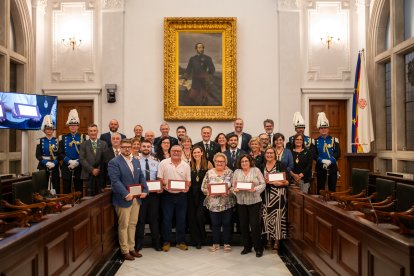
[164,17,237,121]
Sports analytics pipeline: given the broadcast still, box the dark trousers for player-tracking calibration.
[161,192,187,244]
[62,177,83,194]
[209,208,233,245]
[135,193,161,250]
[187,192,206,245]
[43,169,60,194]
[83,175,103,196]
[238,202,262,252]
[316,165,338,194]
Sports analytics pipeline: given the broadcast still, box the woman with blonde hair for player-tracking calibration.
[202,152,235,253]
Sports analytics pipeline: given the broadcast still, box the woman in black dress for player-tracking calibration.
[261,147,289,253]
[188,145,212,248]
[289,133,312,193]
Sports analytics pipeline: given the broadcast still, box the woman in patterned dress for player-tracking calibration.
[261,147,289,253]
[201,152,235,253]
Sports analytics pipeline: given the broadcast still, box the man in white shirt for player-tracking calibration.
[157,145,191,252]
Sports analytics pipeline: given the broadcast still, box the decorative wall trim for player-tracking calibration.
[51,2,95,82]
[32,0,48,15]
[102,0,124,12]
[306,1,351,81]
[277,0,301,12]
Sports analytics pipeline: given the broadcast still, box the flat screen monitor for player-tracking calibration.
[0,92,57,130]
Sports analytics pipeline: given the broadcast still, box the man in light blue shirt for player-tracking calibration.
[135,140,162,251]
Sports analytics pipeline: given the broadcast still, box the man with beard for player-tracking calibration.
[100,119,126,148]
[227,118,251,153]
[135,140,162,252]
[224,134,246,171]
[182,42,216,105]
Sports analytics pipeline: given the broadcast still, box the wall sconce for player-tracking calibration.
[61,37,82,51]
[320,33,340,49]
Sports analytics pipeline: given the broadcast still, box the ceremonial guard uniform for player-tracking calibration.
[286,112,315,152]
[35,115,60,194]
[58,109,86,194]
[314,112,341,193]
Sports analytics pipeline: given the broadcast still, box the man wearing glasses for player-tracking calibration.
[157,145,191,252]
[108,139,148,261]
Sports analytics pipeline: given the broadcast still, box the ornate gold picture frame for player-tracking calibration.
[164,17,237,121]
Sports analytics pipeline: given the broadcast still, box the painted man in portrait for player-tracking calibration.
[180,42,219,106]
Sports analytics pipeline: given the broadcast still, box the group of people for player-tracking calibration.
[36,109,340,261]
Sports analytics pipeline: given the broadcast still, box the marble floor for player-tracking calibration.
[115,246,292,276]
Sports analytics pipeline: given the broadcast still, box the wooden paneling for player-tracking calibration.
[72,219,90,262]
[0,190,115,276]
[316,216,333,258]
[337,229,360,275]
[45,232,69,276]
[303,208,314,243]
[3,255,38,276]
[288,187,414,276]
[368,248,405,276]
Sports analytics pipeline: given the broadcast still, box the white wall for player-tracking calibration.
[121,0,282,140]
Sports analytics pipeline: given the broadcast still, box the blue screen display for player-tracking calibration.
[0,92,57,130]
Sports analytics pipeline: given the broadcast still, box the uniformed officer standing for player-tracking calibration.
[58,109,86,194]
[35,115,60,194]
[314,112,341,193]
[286,112,315,153]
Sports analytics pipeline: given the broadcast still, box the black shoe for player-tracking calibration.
[241,248,252,255]
[256,250,263,258]
[154,246,162,251]
[195,243,202,249]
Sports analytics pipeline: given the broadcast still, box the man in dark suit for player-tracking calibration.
[108,139,148,261]
[80,123,108,196]
[102,132,122,186]
[194,126,220,164]
[224,134,246,171]
[263,119,276,144]
[99,119,126,148]
[227,118,252,152]
[153,122,178,148]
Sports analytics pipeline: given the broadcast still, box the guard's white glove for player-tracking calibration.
[322,159,331,169]
[68,160,76,166]
[72,160,79,168]
[46,162,55,169]
[68,160,79,168]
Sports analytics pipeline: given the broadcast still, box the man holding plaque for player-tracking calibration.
[135,140,162,252]
[157,145,191,252]
[108,139,148,261]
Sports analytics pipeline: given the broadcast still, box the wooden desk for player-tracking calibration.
[288,186,414,276]
[0,190,116,275]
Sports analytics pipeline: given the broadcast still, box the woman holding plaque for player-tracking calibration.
[232,154,266,257]
[248,137,264,168]
[214,133,228,153]
[181,135,192,164]
[201,152,235,253]
[155,136,171,161]
[272,133,294,173]
[188,145,212,249]
[290,133,312,193]
[261,147,289,253]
